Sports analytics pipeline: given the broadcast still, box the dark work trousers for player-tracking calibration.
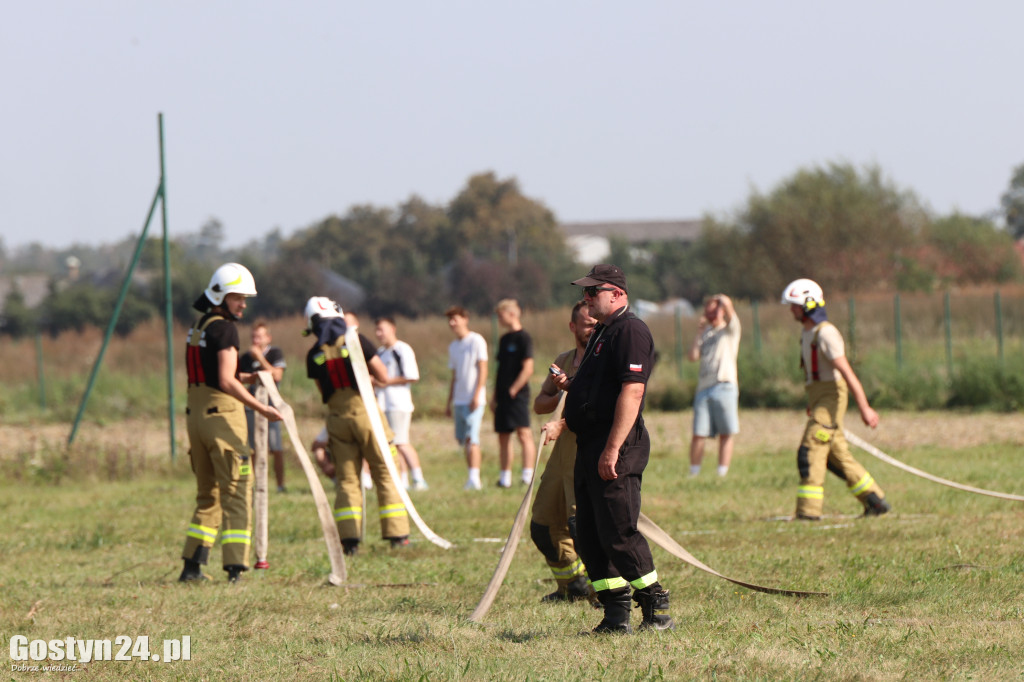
[573,421,656,591]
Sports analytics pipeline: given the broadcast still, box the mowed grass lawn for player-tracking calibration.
[3,410,1024,681]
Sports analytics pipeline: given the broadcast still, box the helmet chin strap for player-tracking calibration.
[214,303,242,322]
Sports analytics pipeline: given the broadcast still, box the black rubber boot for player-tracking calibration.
[388,536,410,548]
[342,539,360,556]
[225,565,247,583]
[178,559,209,583]
[860,492,891,517]
[542,575,594,603]
[588,588,632,634]
[634,586,674,631]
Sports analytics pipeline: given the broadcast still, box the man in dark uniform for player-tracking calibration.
[549,264,673,633]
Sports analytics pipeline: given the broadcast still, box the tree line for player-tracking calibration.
[3,162,1023,338]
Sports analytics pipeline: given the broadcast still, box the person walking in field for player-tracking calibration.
[445,306,489,491]
[491,299,537,487]
[303,297,410,555]
[374,316,429,491]
[531,300,599,604]
[179,263,282,583]
[240,319,288,492]
[781,278,891,520]
[687,294,741,477]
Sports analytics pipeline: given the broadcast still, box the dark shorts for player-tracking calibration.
[494,389,531,433]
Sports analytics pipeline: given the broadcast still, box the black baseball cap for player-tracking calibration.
[571,264,628,294]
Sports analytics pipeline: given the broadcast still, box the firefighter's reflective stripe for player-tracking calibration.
[797,485,824,500]
[187,523,218,543]
[379,503,407,519]
[334,506,362,522]
[221,529,251,545]
[590,576,629,592]
[630,570,659,590]
[550,558,586,580]
[239,464,251,477]
[186,314,224,386]
[850,473,875,496]
[814,428,832,443]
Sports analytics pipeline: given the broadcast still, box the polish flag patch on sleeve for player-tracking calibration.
[629,363,643,372]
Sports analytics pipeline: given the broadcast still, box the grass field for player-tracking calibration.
[4,410,1024,680]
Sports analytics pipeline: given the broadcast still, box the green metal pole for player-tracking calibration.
[894,293,903,370]
[751,299,761,358]
[674,305,683,379]
[68,185,162,446]
[159,113,177,461]
[35,333,46,409]
[847,297,856,362]
[995,290,1004,366]
[943,291,953,378]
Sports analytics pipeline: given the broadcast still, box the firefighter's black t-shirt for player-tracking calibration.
[189,315,240,392]
[564,307,654,442]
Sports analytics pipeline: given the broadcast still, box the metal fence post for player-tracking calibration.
[894,293,903,370]
[944,291,953,378]
[995,290,1004,366]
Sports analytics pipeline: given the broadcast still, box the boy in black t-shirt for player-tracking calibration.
[490,299,537,487]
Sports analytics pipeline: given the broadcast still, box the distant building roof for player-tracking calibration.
[559,219,702,244]
[0,274,49,313]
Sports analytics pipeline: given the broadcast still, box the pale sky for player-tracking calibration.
[3,1,1023,251]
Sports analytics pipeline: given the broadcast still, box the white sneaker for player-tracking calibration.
[411,480,429,491]
[463,479,482,491]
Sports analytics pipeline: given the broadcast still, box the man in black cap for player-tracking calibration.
[546,264,673,633]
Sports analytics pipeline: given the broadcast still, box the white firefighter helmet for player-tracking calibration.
[304,296,343,334]
[780,278,825,312]
[205,263,257,306]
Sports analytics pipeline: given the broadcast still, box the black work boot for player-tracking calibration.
[587,588,632,634]
[860,492,891,517]
[342,539,360,556]
[388,536,410,549]
[634,586,674,631]
[542,575,593,603]
[178,559,209,583]
[225,565,247,583]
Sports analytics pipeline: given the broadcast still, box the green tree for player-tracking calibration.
[1001,163,1024,238]
[1,287,36,337]
[925,213,1021,284]
[447,172,576,310]
[701,162,928,299]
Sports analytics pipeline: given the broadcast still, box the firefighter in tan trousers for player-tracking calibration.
[180,263,282,583]
[782,278,891,520]
[303,297,410,556]
[530,301,599,603]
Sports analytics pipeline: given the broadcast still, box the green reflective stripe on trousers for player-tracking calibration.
[630,570,659,590]
[797,485,824,499]
[590,576,629,592]
[551,558,585,580]
[850,474,874,495]
[186,524,217,542]
[334,507,362,521]
[379,504,408,519]
[221,530,251,544]
[239,464,251,476]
